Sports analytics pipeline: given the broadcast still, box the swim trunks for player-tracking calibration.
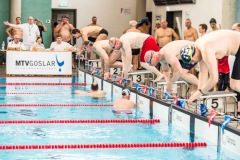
[231,47,240,80]
[131,48,140,55]
[98,29,108,36]
[140,36,160,62]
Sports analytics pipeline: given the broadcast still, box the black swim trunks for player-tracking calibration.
[231,47,240,80]
[131,48,140,55]
[179,60,197,70]
[98,29,108,36]
[88,37,97,43]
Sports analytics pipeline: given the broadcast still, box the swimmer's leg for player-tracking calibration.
[140,62,164,82]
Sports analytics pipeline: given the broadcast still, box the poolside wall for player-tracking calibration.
[79,68,240,156]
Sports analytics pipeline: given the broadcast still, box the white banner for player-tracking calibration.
[6,51,72,75]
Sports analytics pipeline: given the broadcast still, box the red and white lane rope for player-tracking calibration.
[0,82,87,86]
[0,142,207,150]
[0,92,68,95]
[0,104,113,107]
[0,76,72,78]
[0,119,160,124]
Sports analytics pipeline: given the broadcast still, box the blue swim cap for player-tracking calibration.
[180,45,195,63]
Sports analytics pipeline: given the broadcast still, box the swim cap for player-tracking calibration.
[209,18,217,24]
[129,20,137,26]
[122,89,130,96]
[180,45,195,63]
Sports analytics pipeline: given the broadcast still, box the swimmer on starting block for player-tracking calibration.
[113,89,136,114]
[179,30,240,103]
[109,32,163,82]
[72,26,108,59]
[144,40,199,93]
[92,40,123,80]
[74,82,106,98]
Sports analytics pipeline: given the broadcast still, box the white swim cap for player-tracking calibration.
[129,20,137,26]
[122,89,130,96]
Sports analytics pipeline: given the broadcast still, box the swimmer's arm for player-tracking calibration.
[169,62,183,84]
[74,90,88,95]
[163,55,182,84]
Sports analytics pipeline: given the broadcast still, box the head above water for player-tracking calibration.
[122,89,130,97]
[91,82,98,91]
[180,45,195,63]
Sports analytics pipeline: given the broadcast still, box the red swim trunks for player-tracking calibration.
[140,36,160,62]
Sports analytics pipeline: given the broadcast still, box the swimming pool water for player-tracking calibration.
[0,77,239,159]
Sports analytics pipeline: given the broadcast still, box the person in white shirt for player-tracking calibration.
[4,16,40,50]
[50,34,74,51]
[50,34,75,68]
[30,37,45,51]
[7,34,26,51]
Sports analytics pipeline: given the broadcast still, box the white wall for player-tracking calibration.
[52,0,145,46]
[146,0,228,38]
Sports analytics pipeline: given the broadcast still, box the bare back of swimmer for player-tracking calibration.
[93,40,122,79]
[109,32,163,82]
[184,30,240,102]
[144,40,198,93]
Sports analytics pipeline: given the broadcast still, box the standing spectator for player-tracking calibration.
[137,17,151,34]
[209,18,220,32]
[87,16,101,43]
[183,18,198,75]
[184,18,198,41]
[198,23,208,37]
[88,16,100,27]
[54,15,75,43]
[5,17,22,43]
[154,19,179,48]
[3,16,40,50]
[125,20,141,71]
[153,20,161,34]
[35,18,47,43]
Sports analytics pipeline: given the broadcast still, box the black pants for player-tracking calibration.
[218,72,229,91]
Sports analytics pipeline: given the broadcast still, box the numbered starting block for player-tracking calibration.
[109,67,122,75]
[127,70,154,86]
[153,80,189,100]
[197,91,238,117]
[85,59,102,71]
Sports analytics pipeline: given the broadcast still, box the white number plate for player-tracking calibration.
[206,98,223,109]
[109,68,121,75]
[133,74,145,83]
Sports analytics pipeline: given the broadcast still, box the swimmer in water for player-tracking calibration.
[74,82,106,98]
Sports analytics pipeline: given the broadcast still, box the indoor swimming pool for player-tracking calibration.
[0,76,239,159]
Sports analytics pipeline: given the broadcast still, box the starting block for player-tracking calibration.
[127,70,154,86]
[109,66,122,75]
[153,80,189,99]
[85,59,102,71]
[197,91,238,117]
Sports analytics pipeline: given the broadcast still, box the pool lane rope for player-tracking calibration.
[0,119,160,124]
[0,142,207,150]
[0,92,69,95]
[0,82,87,86]
[0,104,113,107]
